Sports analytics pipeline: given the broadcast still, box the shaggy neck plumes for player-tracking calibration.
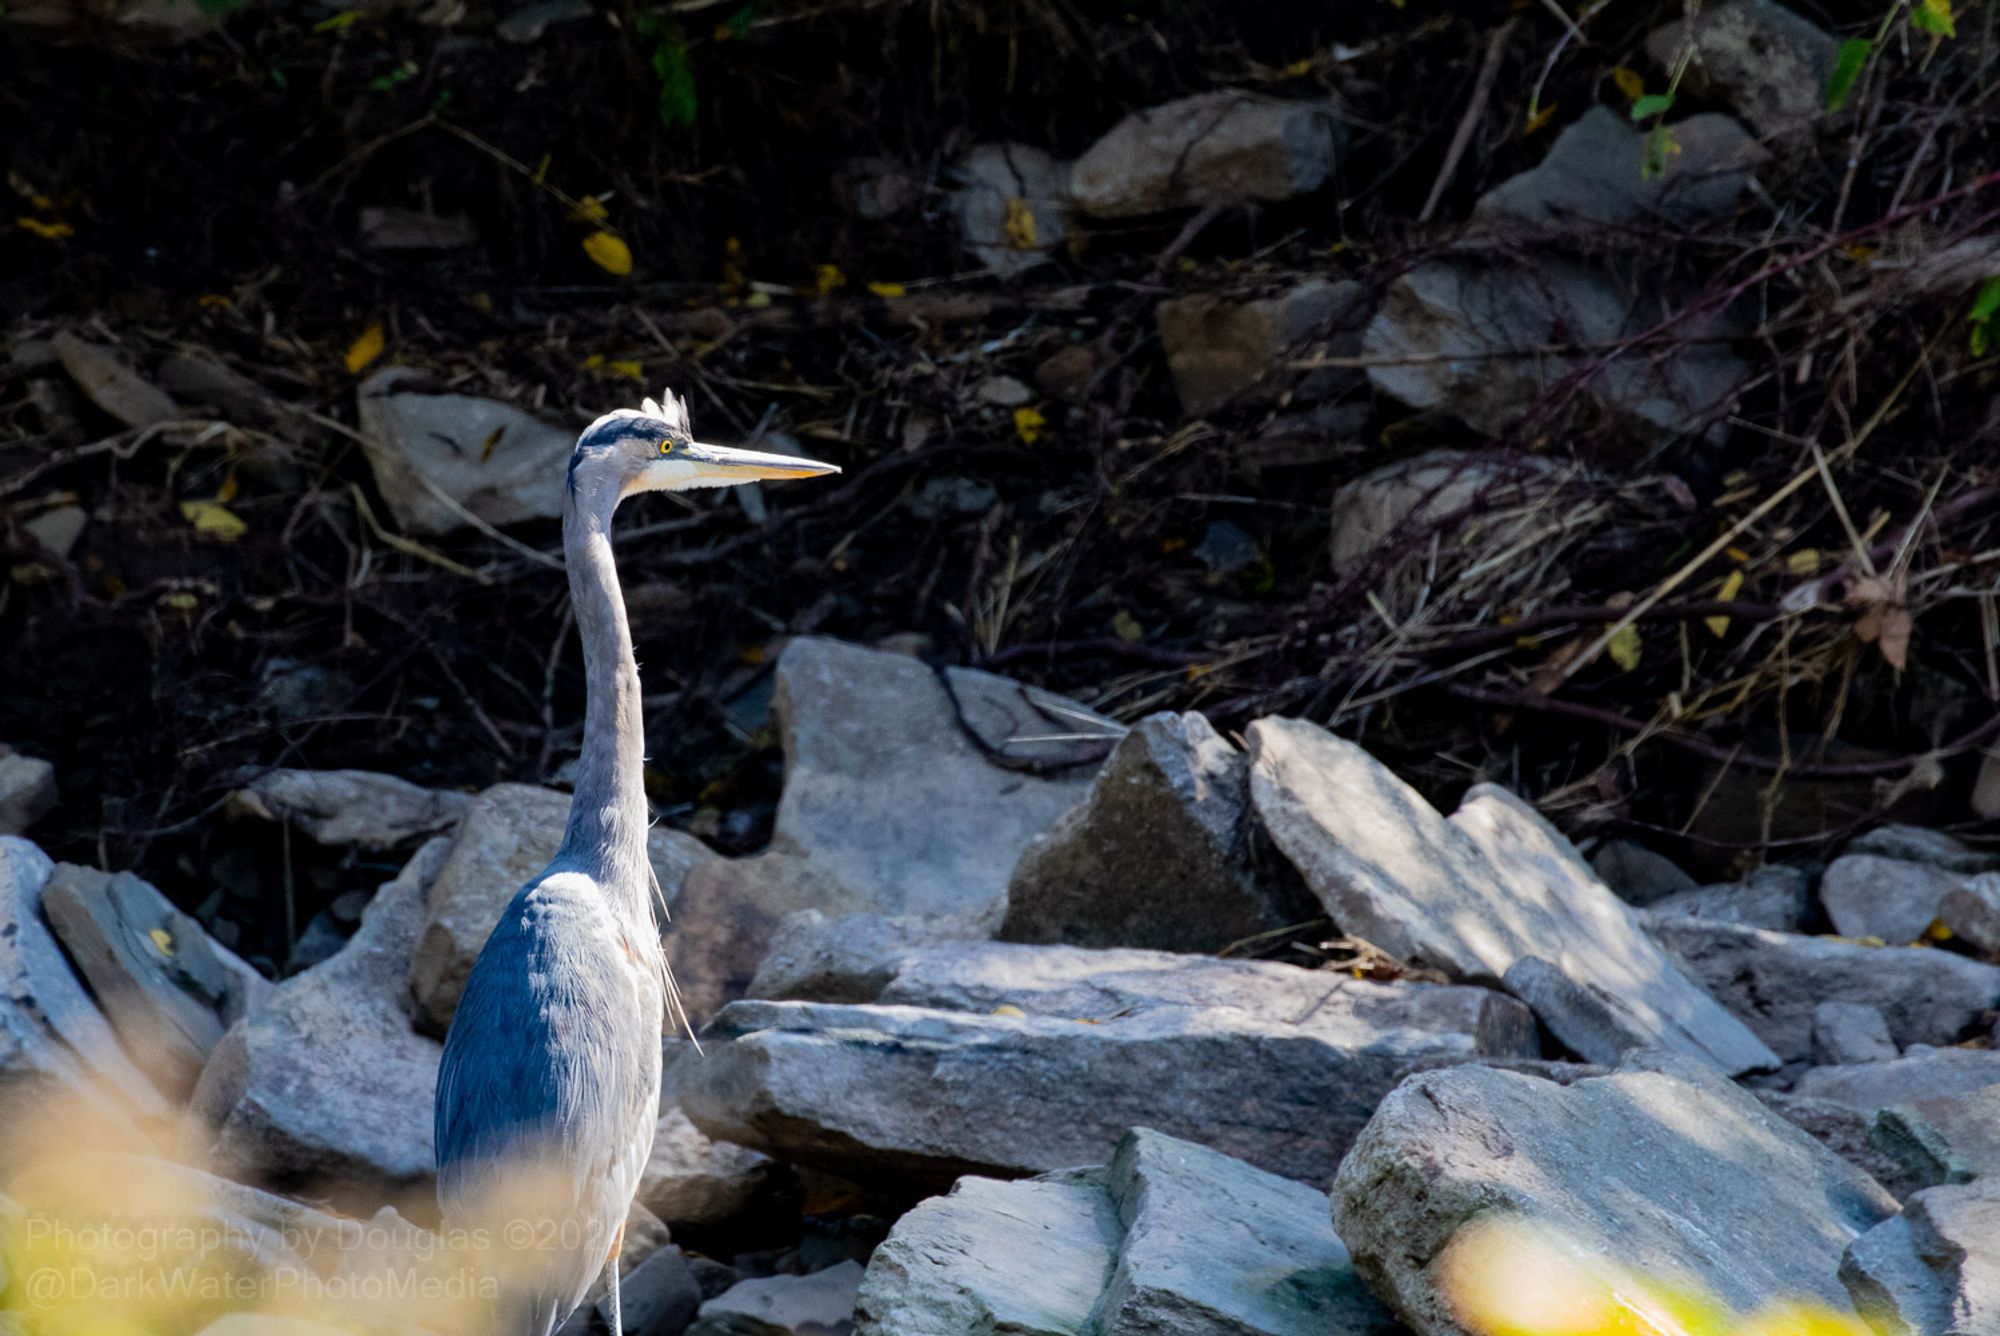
[555,465,652,924]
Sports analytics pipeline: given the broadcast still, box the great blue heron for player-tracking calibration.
[435,391,837,1335]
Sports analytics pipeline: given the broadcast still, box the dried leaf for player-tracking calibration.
[148,927,175,956]
[810,263,845,298]
[1785,548,1821,575]
[1523,101,1558,136]
[569,195,610,224]
[1608,623,1642,671]
[1610,66,1646,103]
[582,230,633,277]
[16,217,73,241]
[866,280,906,298]
[1877,605,1912,670]
[179,500,247,542]
[1705,569,1744,638]
[344,322,385,374]
[1001,196,1038,251]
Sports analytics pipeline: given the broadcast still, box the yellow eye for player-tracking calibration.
[659,439,675,455]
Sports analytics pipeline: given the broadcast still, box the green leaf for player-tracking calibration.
[1629,91,1675,122]
[1971,275,2000,323]
[646,22,698,130]
[1640,124,1679,180]
[1914,0,1956,38]
[1974,322,1992,357]
[1826,37,1871,111]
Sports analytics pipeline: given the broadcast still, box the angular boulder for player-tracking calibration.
[230,768,470,850]
[0,746,57,835]
[747,910,975,1005]
[678,983,1535,1189]
[1842,1183,2000,1336]
[1874,1081,2000,1191]
[689,1260,864,1336]
[1361,257,1744,446]
[1646,0,1841,139]
[770,637,1106,919]
[1000,712,1315,953]
[355,368,575,537]
[1820,854,1961,944]
[1648,864,1813,932]
[408,783,717,1032]
[1472,106,1764,232]
[1332,1055,1896,1332]
[1071,92,1339,217]
[1812,1000,1899,1067]
[1153,280,1366,416]
[1647,915,2000,1066]
[187,839,448,1202]
[1247,719,1776,1074]
[1327,448,1559,578]
[664,852,868,1026]
[951,144,1070,279]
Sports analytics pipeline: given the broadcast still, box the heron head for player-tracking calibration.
[571,390,840,497]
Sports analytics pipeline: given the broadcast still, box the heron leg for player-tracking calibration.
[603,1223,626,1335]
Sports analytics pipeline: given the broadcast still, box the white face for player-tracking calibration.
[575,393,840,497]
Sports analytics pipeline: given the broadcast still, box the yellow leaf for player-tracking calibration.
[344,322,385,374]
[605,359,644,382]
[582,230,633,277]
[1704,569,1744,637]
[1523,101,1559,135]
[1280,57,1314,78]
[570,194,610,224]
[582,353,606,369]
[1113,610,1144,641]
[179,500,247,542]
[1786,548,1821,575]
[1611,65,1646,103]
[866,280,907,298]
[1608,623,1642,671]
[148,928,175,957]
[810,263,846,298]
[215,472,240,505]
[991,1004,1026,1019]
[1001,196,1038,251]
[744,290,772,308]
[196,293,234,309]
[1013,405,1046,444]
[1927,919,1954,942]
[162,591,198,611]
[16,217,73,240]
[312,9,359,30]
[1724,545,1751,564]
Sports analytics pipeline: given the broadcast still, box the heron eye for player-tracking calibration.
[659,439,675,455]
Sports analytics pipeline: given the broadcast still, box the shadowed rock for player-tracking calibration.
[1842,1183,2000,1336]
[1070,92,1339,218]
[230,768,470,851]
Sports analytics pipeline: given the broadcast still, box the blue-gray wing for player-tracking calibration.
[435,873,663,1335]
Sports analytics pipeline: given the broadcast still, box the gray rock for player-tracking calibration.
[0,748,56,836]
[832,156,922,221]
[639,1100,778,1230]
[1473,107,1764,232]
[230,768,470,850]
[0,838,169,1128]
[1649,864,1814,932]
[40,862,269,1100]
[1090,1128,1397,1336]
[1648,915,2000,1066]
[748,910,975,1005]
[855,1169,1118,1336]
[1822,854,1961,944]
[1588,839,1698,906]
[1841,1183,2000,1336]
[1814,1001,1901,1066]
[1757,1090,1925,1201]
[665,852,868,1027]
[408,783,716,1032]
[678,992,1529,1190]
[1874,1082,2000,1191]
[187,839,448,1202]
[1647,0,1841,139]
[1000,712,1312,953]
[1842,1212,1955,1336]
[950,144,1070,279]
[1328,449,1559,578]
[874,941,1538,1056]
[690,1259,863,1335]
[1154,280,1365,416]
[1070,92,1338,218]
[1794,1047,2000,1113]
[596,1244,702,1335]
[356,206,477,250]
[51,330,178,428]
[355,368,575,537]
[1849,825,2000,875]
[156,353,288,431]
[1941,873,2000,955]
[1247,718,1777,1074]
[770,637,1106,920]
[22,505,86,559]
[1362,257,1745,446]
[1331,1055,1896,1331]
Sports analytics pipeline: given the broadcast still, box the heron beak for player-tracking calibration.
[683,441,841,482]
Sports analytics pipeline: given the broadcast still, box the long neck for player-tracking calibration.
[556,470,652,922]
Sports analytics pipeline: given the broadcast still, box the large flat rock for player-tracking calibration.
[229,768,470,851]
[678,993,1528,1190]
[1473,106,1763,233]
[187,839,448,1203]
[1332,1055,1897,1334]
[1069,92,1338,218]
[1247,719,1775,1074]
[752,929,1537,1059]
[1792,1048,2000,1114]
[999,712,1316,954]
[408,782,717,1031]
[1647,915,2000,1066]
[770,637,1105,919]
